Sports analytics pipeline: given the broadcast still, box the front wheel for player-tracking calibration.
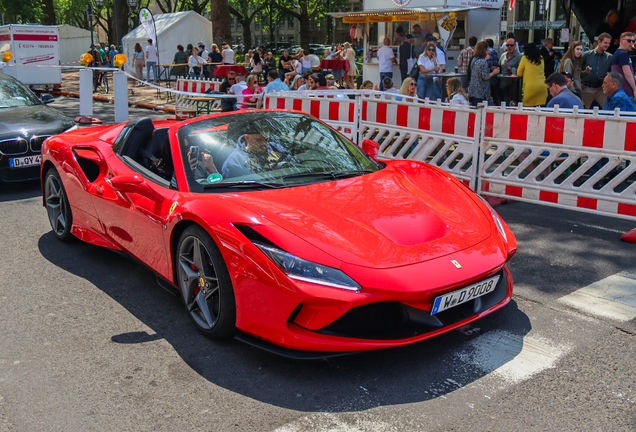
[44,167,74,242]
[176,225,237,338]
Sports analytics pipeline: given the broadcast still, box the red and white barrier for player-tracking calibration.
[174,78,224,118]
[264,92,358,140]
[175,78,223,94]
[359,97,480,188]
[361,98,477,138]
[479,107,636,221]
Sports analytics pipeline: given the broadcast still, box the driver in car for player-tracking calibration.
[221,132,283,178]
[186,122,287,182]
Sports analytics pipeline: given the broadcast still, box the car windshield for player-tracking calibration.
[176,111,382,192]
[0,77,41,107]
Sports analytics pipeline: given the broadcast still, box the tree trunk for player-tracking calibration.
[41,0,57,25]
[298,13,310,49]
[240,19,252,50]
[211,0,232,46]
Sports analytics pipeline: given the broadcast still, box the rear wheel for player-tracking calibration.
[44,167,74,242]
[176,225,237,338]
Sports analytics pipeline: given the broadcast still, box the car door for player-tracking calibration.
[88,152,178,280]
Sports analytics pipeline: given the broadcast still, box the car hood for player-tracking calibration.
[0,105,75,137]
[228,162,492,269]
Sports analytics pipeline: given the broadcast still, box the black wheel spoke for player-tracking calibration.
[195,290,215,327]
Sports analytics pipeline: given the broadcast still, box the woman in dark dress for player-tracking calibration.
[207,43,223,77]
[171,45,188,78]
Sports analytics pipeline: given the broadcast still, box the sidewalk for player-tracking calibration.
[59,70,182,111]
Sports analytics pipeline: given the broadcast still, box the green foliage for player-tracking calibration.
[0,0,44,23]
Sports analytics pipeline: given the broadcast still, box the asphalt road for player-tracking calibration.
[0,98,635,431]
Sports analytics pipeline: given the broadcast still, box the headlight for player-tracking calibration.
[63,124,79,133]
[255,243,362,291]
[476,194,508,243]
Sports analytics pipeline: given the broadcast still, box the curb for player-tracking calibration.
[51,90,176,113]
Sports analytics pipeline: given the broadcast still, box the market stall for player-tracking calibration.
[330,0,504,87]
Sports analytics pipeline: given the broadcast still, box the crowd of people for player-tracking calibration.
[129,13,636,114]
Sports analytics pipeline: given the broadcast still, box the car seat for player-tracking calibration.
[119,117,154,162]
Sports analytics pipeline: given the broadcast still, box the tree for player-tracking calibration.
[0,0,43,23]
[271,0,347,49]
[210,0,232,46]
[257,3,293,48]
[228,0,267,49]
[54,0,88,28]
[41,0,57,25]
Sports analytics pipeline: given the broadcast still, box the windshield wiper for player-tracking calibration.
[203,180,284,189]
[282,170,374,181]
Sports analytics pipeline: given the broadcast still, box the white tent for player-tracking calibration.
[121,11,212,80]
[57,24,98,67]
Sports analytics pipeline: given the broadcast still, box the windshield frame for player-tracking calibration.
[173,110,383,193]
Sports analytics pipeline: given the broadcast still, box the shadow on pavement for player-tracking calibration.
[38,231,531,412]
[0,179,41,202]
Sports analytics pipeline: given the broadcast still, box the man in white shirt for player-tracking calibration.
[198,42,209,78]
[229,74,248,110]
[308,49,321,69]
[377,37,397,91]
[145,39,158,83]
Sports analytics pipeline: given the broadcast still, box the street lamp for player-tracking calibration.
[86,1,99,66]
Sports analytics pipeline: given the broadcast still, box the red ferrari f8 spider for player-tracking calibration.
[41,110,517,358]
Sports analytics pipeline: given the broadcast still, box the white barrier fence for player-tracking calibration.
[479,106,636,221]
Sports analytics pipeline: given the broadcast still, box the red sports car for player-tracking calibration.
[41,110,517,358]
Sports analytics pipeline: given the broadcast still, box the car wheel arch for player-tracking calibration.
[41,159,56,206]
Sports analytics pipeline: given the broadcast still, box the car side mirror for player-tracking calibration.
[361,139,380,160]
[109,173,164,202]
[40,93,55,104]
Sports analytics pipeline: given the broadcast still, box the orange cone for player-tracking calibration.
[621,228,636,243]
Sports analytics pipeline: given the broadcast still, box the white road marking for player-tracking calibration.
[455,331,570,384]
[272,413,396,432]
[558,271,636,322]
[566,221,626,234]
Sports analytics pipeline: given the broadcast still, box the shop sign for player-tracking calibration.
[369,16,394,22]
[343,16,367,23]
[446,0,504,8]
[398,15,421,21]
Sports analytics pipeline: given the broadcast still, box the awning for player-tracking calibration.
[508,20,567,30]
[329,7,476,22]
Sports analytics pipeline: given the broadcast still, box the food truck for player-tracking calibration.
[330,0,504,86]
[0,24,62,86]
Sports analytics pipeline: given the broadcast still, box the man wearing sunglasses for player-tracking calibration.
[610,32,636,100]
[497,37,523,105]
[220,71,238,112]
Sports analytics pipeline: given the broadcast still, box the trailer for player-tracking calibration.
[0,24,61,86]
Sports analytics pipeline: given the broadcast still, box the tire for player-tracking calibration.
[44,167,74,242]
[176,225,237,339]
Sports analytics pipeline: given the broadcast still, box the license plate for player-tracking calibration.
[431,275,500,315]
[9,155,41,168]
